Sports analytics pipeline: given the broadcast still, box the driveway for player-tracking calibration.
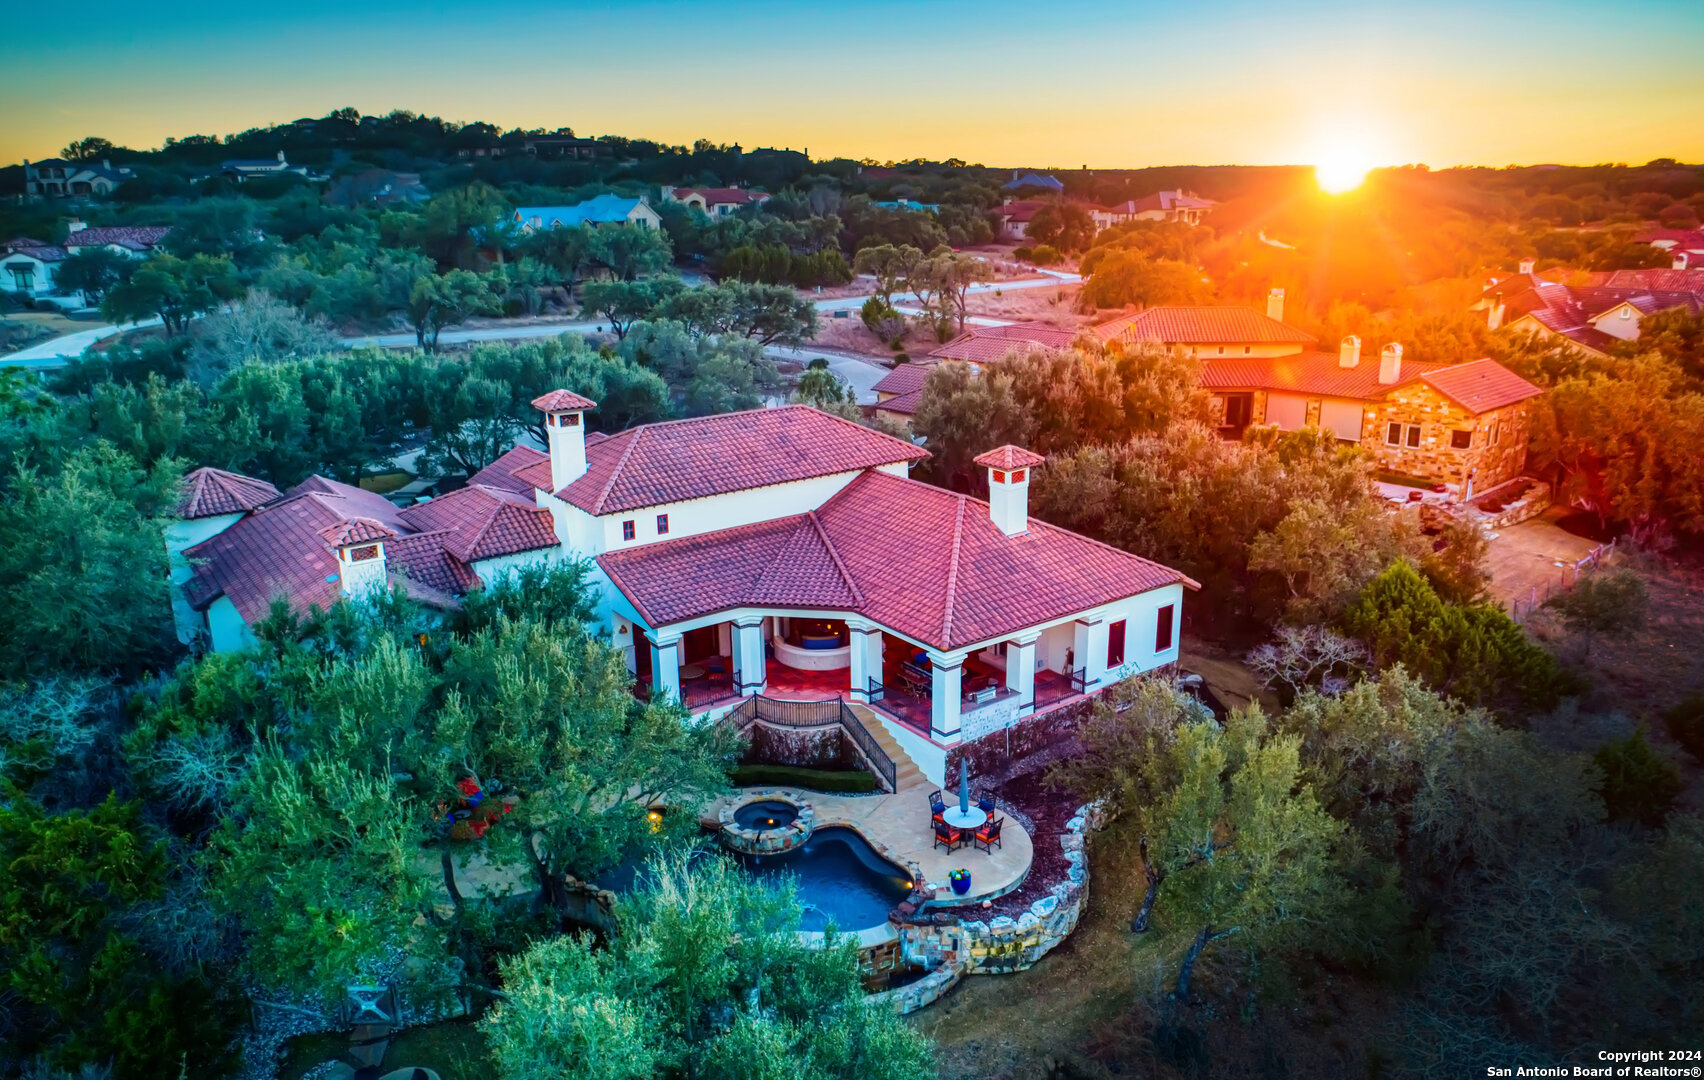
[0,317,163,368]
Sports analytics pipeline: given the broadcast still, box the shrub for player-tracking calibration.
[1027,243,1062,265]
[1594,729,1683,828]
[1662,692,1704,762]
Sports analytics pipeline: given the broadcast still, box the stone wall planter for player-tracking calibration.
[718,792,814,855]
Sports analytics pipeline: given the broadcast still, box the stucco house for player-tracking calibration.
[1479,261,1704,357]
[216,151,328,184]
[665,186,770,218]
[1090,190,1217,230]
[1,239,67,296]
[23,158,136,199]
[170,399,1195,785]
[512,195,663,232]
[992,200,1048,241]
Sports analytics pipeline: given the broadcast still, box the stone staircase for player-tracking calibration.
[847,703,928,791]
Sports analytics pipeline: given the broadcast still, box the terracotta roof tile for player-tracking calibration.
[928,323,1077,363]
[553,405,928,515]
[397,483,559,562]
[598,469,1194,649]
[469,445,549,497]
[319,518,396,546]
[178,467,281,519]
[874,387,926,417]
[974,445,1045,470]
[1201,352,1447,400]
[63,226,171,251]
[1419,360,1545,414]
[530,390,598,412]
[1108,306,1317,346]
[871,361,938,397]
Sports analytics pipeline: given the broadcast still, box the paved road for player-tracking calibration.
[2,269,1072,373]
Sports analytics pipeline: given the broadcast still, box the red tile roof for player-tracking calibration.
[1107,306,1317,346]
[994,200,1049,223]
[2,238,68,262]
[598,469,1194,649]
[552,405,928,515]
[975,445,1045,470]
[1601,268,1704,293]
[319,518,396,546]
[1419,360,1544,413]
[871,361,938,397]
[874,387,926,417]
[530,390,598,412]
[63,226,171,251]
[468,445,549,497]
[928,322,1078,363]
[397,483,559,562]
[178,467,281,519]
[1201,353,1540,414]
[182,476,484,622]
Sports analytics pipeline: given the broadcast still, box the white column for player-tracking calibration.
[731,617,766,697]
[1071,619,1094,690]
[846,619,881,702]
[652,632,682,703]
[1007,632,1040,716]
[1084,618,1110,690]
[928,651,963,740]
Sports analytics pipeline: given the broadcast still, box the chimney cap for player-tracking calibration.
[975,445,1045,471]
[531,389,598,413]
[320,518,396,547]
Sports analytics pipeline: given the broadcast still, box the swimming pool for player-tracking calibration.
[733,826,913,932]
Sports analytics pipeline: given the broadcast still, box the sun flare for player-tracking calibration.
[1314,152,1371,194]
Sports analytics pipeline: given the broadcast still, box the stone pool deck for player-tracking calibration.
[699,785,1034,905]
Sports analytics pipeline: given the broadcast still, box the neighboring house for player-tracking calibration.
[327,169,429,207]
[1635,227,1704,270]
[511,194,663,232]
[2,223,170,298]
[1002,171,1065,193]
[23,158,135,199]
[521,134,604,158]
[665,186,770,218]
[216,151,328,183]
[61,221,172,257]
[873,198,942,213]
[873,293,1543,496]
[992,200,1049,241]
[1091,190,1217,229]
[1201,340,1543,496]
[1479,261,1704,356]
[171,399,1196,785]
[0,238,67,296]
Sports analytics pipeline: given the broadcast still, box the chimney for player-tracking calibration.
[1338,335,1361,368]
[1675,251,1690,271]
[1379,343,1403,384]
[1487,298,1506,330]
[1518,257,1535,275]
[1267,287,1285,322]
[532,390,597,491]
[975,445,1045,537]
[67,218,87,234]
[101,158,110,170]
[321,520,394,597]
[276,150,286,163]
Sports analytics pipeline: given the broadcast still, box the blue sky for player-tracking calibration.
[6,0,1702,166]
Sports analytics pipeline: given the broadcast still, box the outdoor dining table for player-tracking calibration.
[940,806,987,830]
[679,663,707,680]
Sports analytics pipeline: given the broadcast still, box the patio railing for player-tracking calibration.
[722,695,898,793]
[1069,667,1089,694]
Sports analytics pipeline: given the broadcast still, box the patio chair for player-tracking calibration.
[933,818,963,852]
[977,790,996,815]
[706,656,726,676]
[928,790,946,821]
[973,816,1003,853]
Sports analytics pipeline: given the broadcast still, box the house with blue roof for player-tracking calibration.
[512,194,663,232]
[1001,171,1065,193]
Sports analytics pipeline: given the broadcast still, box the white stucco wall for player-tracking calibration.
[164,513,244,645]
[206,596,257,653]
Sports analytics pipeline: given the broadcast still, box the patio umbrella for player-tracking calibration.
[958,757,970,817]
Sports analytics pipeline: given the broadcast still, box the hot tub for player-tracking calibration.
[771,635,850,671]
[720,793,814,855]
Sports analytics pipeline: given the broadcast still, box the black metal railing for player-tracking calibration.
[1069,667,1089,694]
[865,677,886,703]
[721,695,899,793]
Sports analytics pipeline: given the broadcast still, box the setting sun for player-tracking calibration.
[1314,152,1371,194]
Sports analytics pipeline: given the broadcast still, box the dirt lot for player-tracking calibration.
[813,281,1091,359]
[1481,505,1600,609]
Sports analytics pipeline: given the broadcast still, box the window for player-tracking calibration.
[349,544,380,562]
[1243,345,1252,355]
[1155,604,1176,653]
[656,513,669,535]
[1491,421,1500,445]
[1222,393,1254,428]
[1386,422,1403,446]
[621,520,636,541]
[1011,469,1025,483]
[1106,620,1127,668]
[1406,424,1422,448]
[1450,429,1473,450]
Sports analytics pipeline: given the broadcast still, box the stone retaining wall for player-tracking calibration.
[868,800,1109,1014]
[1469,478,1552,530]
[717,793,814,855]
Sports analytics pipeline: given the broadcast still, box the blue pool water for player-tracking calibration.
[735,826,913,932]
